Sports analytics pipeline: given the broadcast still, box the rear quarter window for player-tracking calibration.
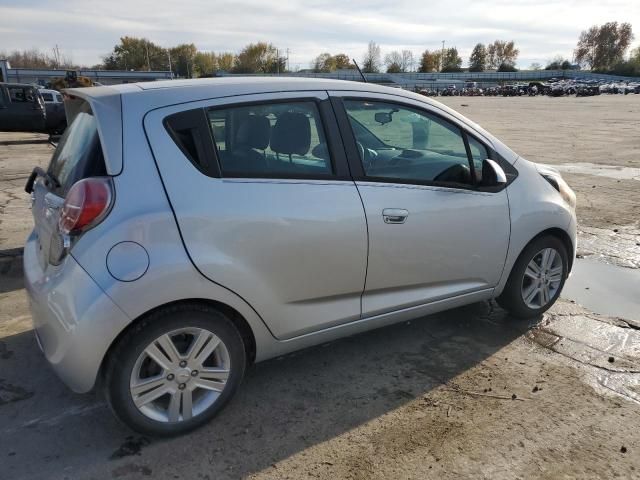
[48,101,106,195]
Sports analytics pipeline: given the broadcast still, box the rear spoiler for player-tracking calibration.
[61,87,124,175]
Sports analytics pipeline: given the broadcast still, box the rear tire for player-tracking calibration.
[497,236,568,318]
[105,303,246,437]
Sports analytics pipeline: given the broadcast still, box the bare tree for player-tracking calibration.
[0,48,78,69]
[486,40,519,69]
[574,22,634,71]
[312,52,334,72]
[217,52,236,72]
[384,50,403,73]
[362,41,381,73]
[401,50,414,72]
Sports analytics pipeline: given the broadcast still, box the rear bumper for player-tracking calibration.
[23,231,131,393]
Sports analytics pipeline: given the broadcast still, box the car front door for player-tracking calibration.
[144,91,368,339]
[331,92,511,317]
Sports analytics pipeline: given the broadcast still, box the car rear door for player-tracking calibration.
[0,86,9,130]
[4,86,45,132]
[330,91,511,317]
[144,91,368,339]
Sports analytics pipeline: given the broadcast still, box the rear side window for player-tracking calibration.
[8,87,33,103]
[41,93,53,102]
[48,102,106,195]
[207,101,333,178]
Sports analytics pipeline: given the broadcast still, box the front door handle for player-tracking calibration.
[382,208,409,224]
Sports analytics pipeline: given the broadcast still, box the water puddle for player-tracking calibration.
[577,224,640,269]
[562,258,640,322]
[550,162,640,181]
[530,307,640,405]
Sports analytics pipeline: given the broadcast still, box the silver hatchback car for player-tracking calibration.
[24,78,576,436]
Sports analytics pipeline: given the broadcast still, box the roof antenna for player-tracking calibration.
[352,59,367,83]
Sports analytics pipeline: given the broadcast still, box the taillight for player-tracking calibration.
[58,177,113,235]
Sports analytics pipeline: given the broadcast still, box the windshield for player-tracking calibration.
[48,101,106,195]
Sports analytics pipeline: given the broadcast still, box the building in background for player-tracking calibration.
[0,59,173,86]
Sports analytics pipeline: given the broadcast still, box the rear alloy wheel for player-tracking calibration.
[497,236,568,318]
[130,327,231,423]
[106,304,246,436]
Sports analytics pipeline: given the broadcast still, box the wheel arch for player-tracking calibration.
[528,227,574,273]
[98,298,257,385]
[495,225,575,299]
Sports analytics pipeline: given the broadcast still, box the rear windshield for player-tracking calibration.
[48,101,106,195]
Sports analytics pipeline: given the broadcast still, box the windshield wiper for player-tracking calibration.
[25,166,60,194]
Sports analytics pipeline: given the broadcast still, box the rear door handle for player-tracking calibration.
[382,208,409,224]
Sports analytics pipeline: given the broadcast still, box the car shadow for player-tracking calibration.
[0,252,23,294]
[0,300,541,479]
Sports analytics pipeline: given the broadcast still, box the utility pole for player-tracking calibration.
[167,49,173,78]
[441,40,445,72]
[276,48,280,74]
[52,44,61,69]
[145,42,151,71]
[286,48,290,72]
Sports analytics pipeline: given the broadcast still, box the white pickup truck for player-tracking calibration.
[39,88,67,133]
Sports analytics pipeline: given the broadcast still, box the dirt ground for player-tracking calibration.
[1,95,639,480]
[438,95,640,267]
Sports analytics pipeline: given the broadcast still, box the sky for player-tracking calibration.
[0,0,639,70]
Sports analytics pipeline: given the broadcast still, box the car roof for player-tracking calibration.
[39,88,61,95]
[66,76,397,103]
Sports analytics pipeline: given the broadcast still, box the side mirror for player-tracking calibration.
[374,112,393,125]
[481,159,507,187]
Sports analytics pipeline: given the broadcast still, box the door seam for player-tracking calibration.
[327,91,370,318]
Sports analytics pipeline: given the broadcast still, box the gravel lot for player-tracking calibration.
[0,95,639,480]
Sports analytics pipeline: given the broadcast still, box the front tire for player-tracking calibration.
[105,303,246,437]
[497,236,568,318]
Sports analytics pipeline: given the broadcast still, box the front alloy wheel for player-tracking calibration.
[497,235,568,318]
[521,248,564,309]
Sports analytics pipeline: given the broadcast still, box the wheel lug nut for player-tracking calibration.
[167,374,175,381]
[179,360,187,368]
[179,383,186,390]
[191,370,199,377]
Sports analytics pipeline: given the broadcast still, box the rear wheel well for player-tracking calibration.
[99,299,257,385]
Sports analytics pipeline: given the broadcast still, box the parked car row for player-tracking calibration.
[0,82,67,135]
[416,79,640,98]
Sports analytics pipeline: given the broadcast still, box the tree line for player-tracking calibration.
[1,22,637,77]
[100,37,286,77]
[354,40,520,74]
